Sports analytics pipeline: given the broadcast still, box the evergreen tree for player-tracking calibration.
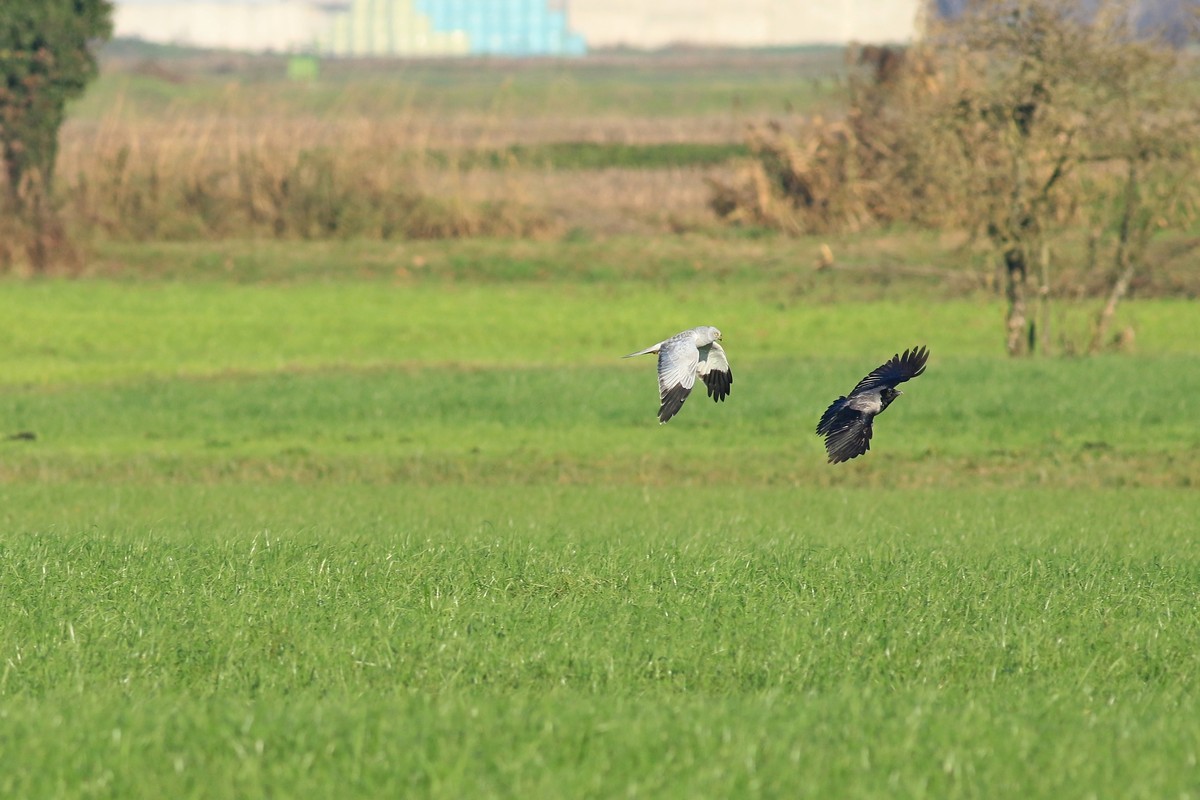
[0,0,112,210]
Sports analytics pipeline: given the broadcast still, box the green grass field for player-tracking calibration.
[1,238,1199,797]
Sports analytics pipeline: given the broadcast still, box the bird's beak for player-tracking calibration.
[897,390,904,395]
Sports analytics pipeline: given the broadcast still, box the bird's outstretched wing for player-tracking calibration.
[816,400,874,463]
[848,345,929,397]
[817,345,928,463]
[656,335,701,423]
[698,341,733,402]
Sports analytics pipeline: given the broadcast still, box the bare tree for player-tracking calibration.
[711,0,1200,356]
[926,0,1181,355]
[1081,25,1199,352]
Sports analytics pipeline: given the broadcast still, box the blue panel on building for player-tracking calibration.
[416,0,587,56]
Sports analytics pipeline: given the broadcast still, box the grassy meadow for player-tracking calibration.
[2,46,1200,798]
[3,245,1200,797]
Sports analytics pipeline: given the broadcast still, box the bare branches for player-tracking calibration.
[711,0,1200,356]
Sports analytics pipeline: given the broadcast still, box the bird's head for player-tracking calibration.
[880,387,902,410]
[704,326,722,342]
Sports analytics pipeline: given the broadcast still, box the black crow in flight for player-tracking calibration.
[816,346,929,464]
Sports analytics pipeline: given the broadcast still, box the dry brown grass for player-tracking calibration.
[48,106,745,245]
[53,116,543,241]
[0,46,845,264]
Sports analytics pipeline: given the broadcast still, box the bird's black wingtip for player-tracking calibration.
[657,383,689,423]
[903,344,930,375]
[825,441,871,463]
[703,369,732,402]
[826,449,865,465]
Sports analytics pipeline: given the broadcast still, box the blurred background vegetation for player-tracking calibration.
[2,0,1199,356]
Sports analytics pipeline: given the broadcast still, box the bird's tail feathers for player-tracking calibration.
[622,344,660,359]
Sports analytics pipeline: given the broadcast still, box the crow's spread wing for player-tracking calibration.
[698,341,732,402]
[848,345,929,397]
[656,335,701,423]
[816,400,875,463]
[815,397,848,437]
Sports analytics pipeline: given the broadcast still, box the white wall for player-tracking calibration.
[113,0,923,53]
[114,2,330,52]
[566,0,921,48]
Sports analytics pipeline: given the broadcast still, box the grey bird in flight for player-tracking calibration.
[816,345,929,463]
[624,326,732,423]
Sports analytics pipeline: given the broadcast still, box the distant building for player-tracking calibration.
[322,0,586,56]
[113,0,923,56]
